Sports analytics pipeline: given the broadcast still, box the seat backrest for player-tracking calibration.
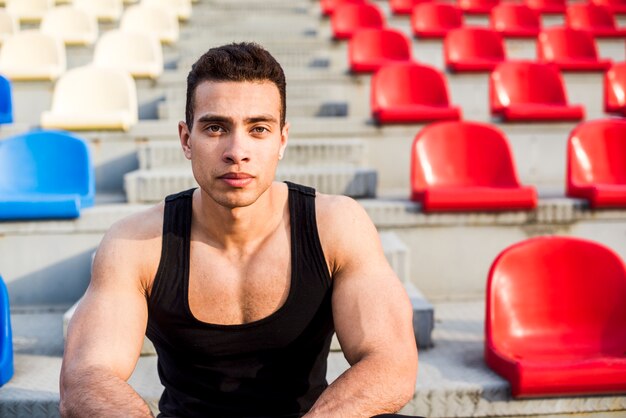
[0,30,66,74]
[5,0,53,20]
[0,130,94,204]
[0,74,13,123]
[372,62,452,108]
[332,3,385,36]
[445,27,506,62]
[525,0,566,11]
[538,27,600,62]
[40,6,99,45]
[321,0,366,15]
[50,65,138,119]
[0,9,18,43]
[390,0,428,14]
[605,62,626,112]
[74,0,123,21]
[487,236,626,357]
[411,121,522,189]
[491,61,569,108]
[567,119,626,188]
[490,3,540,32]
[0,274,13,387]
[412,3,464,33]
[592,0,626,9]
[93,29,163,74]
[142,0,191,20]
[349,28,412,62]
[458,0,500,11]
[566,3,616,30]
[120,5,179,43]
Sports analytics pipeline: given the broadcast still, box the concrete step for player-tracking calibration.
[136,138,367,169]
[123,166,378,203]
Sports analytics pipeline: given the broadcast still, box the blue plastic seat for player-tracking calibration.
[0,275,13,387]
[0,130,94,220]
[0,74,13,124]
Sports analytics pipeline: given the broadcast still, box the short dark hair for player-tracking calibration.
[185,42,287,129]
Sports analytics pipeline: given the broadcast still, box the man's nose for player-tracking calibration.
[222,130,250,164]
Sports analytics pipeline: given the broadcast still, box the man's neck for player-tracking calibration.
[192,183,286,251]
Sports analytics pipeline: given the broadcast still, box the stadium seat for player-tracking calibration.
[490,61,585,121]
[537,27,612,71]
[0,130,95,220]
[40,6,99,46]
[0,9,18,44]
[349,28,412,73]
[41,65,138,131]
[390,0,428,15]
[524,0,566,14]
[5,0,53,22]
[566,3,626,38]
[0,74,13,124]
[120,5,180,44]
[486,236,626,397]
[411,2,464,38]
[490,3,541,38]
[0,275,13,387]
[371,63,462,123]
[566,119,626,208]
[142,0,192,21]
[320,0,366,16]
[0,31,66,81]
[592,0,626,14]
[605,61,626,115]
[74,0,123,22]
[410,121,537,212]
[93,30,163,79]
[444,27,506,72]
[331,2,385,40]
[458,0,500,15]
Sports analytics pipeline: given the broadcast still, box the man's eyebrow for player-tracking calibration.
[245,114,278,124]
[196,115,232,124]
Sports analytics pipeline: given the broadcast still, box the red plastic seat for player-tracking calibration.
[390,0,429,15]
[411,3,464,38]
[490,3,541,38]
[458,0,500,14]
[566,119,626,208]
[490,61,585,121]
[605,61,626,115]
[444,27,506,72]
[566,3,626,38]
[410,121,537,212]
[348,28,412,73]
[320,0,366,16]
[331,3,385,40]
[524,0,566,14]
[371,62,462,123]
[537,27,612,71]
[592,0,626,14]
[486,236,626,398]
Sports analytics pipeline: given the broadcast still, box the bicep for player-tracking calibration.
[62,231,149,382]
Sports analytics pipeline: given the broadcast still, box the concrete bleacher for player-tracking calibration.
[2,0,626,416]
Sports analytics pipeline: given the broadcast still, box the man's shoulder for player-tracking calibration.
[107,201,165,242]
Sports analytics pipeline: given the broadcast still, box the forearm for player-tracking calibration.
[304,354,415,418]
[60,367,154,418]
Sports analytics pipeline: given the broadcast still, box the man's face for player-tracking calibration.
[179,80,288,209]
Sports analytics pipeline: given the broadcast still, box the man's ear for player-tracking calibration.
[279,122,289,160]
[179,121,192,160]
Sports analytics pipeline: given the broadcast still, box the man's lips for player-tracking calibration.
[218,172,254,187]
[219,172,254,180]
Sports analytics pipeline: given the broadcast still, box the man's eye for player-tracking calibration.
[252,127,268,133]
[207,125,224,133]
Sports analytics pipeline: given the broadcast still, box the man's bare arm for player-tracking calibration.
[305,196,418,417]
[60,209,162,417]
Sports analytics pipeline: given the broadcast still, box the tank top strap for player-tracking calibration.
[149,188,194,304]
[285,181,332,288]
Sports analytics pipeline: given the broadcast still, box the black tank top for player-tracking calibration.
[146,182,334,418]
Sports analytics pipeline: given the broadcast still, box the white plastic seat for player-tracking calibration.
[0,10,19,45]
[40,6,98,46]
[0,30,66,81]
[93,29,163,79]
[6,0,54,23]
[74,0,123,22]
[41,65,138,131]
[141,0,191,21]
[120,5,179,44]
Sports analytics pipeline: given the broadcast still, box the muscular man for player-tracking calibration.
[60,43,418,418]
